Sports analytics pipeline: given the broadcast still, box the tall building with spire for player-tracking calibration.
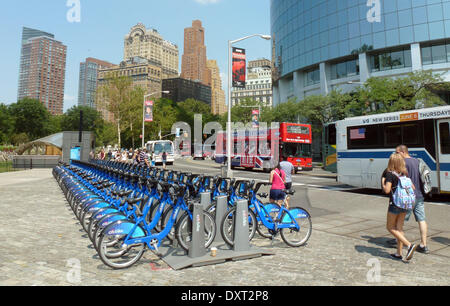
[17,27,67,115]
[206,60,226,115]
[124,23,179,80]
[181,20,210,86]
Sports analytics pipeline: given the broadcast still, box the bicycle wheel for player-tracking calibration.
[280,207,312,247]
[160,206,175,242]
[256,204,279,239]
[97,233,145,269]
[147,199,160,226]
[175,211,216,252]
[220,207,257,247]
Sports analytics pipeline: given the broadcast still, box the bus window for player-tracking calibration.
[348,125,381,149]
[439,122,450,154]
[402,123,420,145]
[328,124,336,145]
[385,125,402,147]
[282,143,312,158]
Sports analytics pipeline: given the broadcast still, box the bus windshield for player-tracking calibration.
[287,125,310,135]
[153,142,173,155]
[282,143,312,158]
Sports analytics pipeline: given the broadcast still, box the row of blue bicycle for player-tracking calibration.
[53,159,312,269]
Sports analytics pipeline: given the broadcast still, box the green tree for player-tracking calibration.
[46,115,64,135]
[353,70,448,114]
[61,105,105,143]
[97,75,134,148]
[8,98,51,140]
[0,103,14,144]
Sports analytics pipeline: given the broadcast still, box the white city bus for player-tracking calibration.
[336,105,450,195]
[146,140,175,165]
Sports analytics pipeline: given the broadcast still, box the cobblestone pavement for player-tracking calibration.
[0,169,449,286]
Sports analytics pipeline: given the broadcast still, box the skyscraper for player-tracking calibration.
[206,60,226,115]
[78,58,115,109]
[124,23,179,80]
[181,20,210,86]
[17,27,67,115]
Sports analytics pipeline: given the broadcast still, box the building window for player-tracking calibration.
[330,58,359,80]
[304,68,320,86]
[421,41,450,65]
[369,47,412,72]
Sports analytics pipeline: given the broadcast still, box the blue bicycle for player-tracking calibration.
[220,182,312,247]
[97,182,216,269]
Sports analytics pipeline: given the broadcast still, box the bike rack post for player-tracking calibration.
[200,192,211,210]
[214,195,227,243]
[233,199,250,252]
[188,201,206,258]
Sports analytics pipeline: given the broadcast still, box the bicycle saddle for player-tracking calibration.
[283,189,295,195]
[127,197,144,205]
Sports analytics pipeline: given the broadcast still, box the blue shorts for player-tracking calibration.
[388,204,408,215]
[270,189,286,201]
[405,199,426,222]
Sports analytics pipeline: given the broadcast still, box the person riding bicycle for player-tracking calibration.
[269,162,287,208]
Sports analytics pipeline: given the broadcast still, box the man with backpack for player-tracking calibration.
[395,145,430,254]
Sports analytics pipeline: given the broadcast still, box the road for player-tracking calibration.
[0,165,449,287]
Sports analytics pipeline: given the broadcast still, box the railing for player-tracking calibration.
[12,155,61,170]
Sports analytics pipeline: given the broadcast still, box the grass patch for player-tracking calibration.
[0,161,13,173]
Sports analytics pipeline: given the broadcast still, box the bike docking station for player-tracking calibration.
[158,193,274,270]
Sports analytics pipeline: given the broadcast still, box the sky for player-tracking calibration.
[0,0,272,112]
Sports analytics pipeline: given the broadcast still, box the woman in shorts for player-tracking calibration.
[382,153,418,262]
[269,163,286,207]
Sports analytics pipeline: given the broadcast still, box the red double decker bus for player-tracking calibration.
[214,122,313,173]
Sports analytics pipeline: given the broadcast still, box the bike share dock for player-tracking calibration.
[158,194,274,270]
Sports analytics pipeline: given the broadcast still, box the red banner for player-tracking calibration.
[232,47,246,88]
[144,100,154,122]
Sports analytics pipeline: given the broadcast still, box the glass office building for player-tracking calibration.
[271,0,450,105]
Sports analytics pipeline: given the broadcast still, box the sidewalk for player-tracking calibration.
[0,169,449,286]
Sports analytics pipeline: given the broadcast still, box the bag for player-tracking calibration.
[392,173,415,210]
[418,159,432,195]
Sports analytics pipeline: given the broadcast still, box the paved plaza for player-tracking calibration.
[0,168,449,286]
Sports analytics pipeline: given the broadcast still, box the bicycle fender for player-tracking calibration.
[282,208,309,223]
[85,202,110,214]
[103,221,145,238]
[97,214,127,229]
[92,208,120,222]
[263,203,280,214]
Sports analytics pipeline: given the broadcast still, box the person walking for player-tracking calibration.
[382,153,418,262]
[395,145,429,254]
[162,151,167,169]
[269,163,287,208]
[280,157,295,208]
[138,149,150,167]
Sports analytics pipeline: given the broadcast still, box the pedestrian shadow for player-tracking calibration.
[431,236,450,246]
[354,245,391,259]
[361,235,396,249]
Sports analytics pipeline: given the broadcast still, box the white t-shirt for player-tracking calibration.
[280,161,294,183]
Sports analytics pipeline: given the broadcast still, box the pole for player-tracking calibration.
[142,96,146,149]
[227,40,232,178]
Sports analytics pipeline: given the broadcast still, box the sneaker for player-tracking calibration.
[390,253,402,260]
[404,244,418,262]
[417,245,430,254]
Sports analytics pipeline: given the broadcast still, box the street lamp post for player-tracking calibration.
[227,34,271,178]
[142,91,170,149]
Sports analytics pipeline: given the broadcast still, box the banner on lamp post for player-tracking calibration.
[232,47,246,88]
[252,109,260,128]
[144,100,154,122]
